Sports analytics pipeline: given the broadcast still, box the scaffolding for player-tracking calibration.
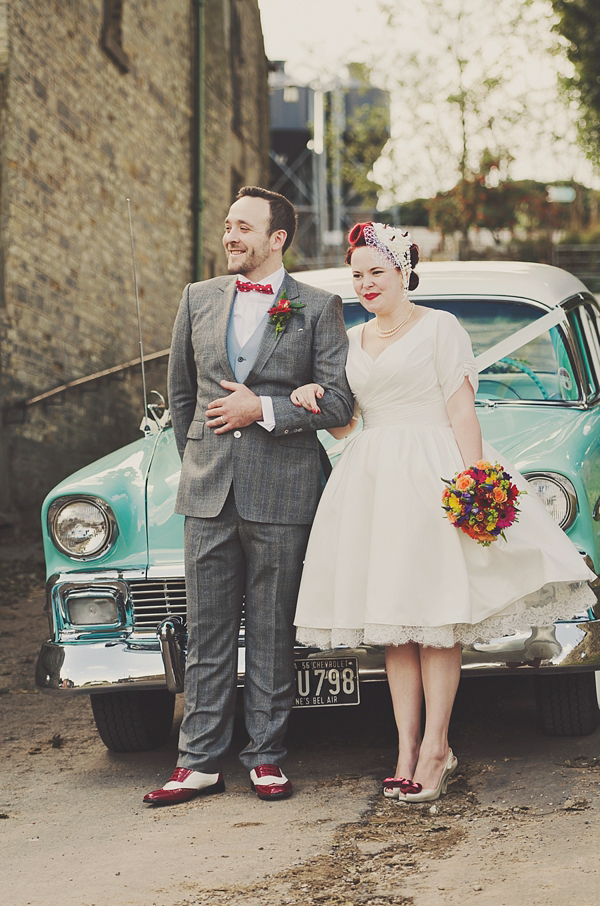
[269,63,390,270]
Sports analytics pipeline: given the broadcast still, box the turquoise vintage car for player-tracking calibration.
[36,261,600,750]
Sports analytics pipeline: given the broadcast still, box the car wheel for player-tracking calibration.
[90,689,175,752]
[534,672,599,737]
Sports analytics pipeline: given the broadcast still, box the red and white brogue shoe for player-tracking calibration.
[249,764,293,801]
[143,767,225,805]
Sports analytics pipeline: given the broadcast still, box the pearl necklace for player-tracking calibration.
[375,303,415,338]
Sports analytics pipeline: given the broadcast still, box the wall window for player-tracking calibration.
[231,168,244,204]
[230,0,243,135]
[101,0,130,73]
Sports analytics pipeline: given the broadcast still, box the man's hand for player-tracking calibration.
[206,380,263,434]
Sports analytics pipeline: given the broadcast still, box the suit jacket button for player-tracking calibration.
[234,430,242,438]
[284,429,289,434]
[237,356,245,362]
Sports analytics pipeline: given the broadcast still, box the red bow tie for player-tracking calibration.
[236,279,274,294]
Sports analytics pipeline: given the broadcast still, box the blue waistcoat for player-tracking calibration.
[226,306,270,383]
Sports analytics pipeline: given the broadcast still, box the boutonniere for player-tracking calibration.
[267,290,305,335]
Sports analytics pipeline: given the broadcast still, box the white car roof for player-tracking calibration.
[295,260,589,310]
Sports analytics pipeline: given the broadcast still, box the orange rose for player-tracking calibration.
[456,474,474,491]
[474,459,492,470]
[493,487,507,503]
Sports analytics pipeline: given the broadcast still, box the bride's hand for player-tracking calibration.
[290,383,324,413]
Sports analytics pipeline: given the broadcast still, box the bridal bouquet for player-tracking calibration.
[442,460,524,546]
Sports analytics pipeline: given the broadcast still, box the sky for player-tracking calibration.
[258,0,385,84]
[257,0,599,201]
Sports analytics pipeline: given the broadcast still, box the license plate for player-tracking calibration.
[293,656,360,708]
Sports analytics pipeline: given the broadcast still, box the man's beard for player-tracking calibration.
[225,240,272,276]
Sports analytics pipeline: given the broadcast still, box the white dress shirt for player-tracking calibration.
[232,265,285,431]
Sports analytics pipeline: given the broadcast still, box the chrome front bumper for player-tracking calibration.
[35,638,168,692]
[36,617,600,694]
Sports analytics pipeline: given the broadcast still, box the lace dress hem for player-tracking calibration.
[295,582,595,650]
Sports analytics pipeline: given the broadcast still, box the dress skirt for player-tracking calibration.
[294,310,595,649]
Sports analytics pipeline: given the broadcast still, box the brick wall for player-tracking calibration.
[0,0,269,534]
[201,0,269,277]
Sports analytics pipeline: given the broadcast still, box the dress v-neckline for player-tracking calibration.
[359,309,434,363]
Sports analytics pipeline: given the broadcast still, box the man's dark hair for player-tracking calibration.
[236,186,297,253]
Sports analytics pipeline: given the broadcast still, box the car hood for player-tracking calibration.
[43,406,600,580]
[477,404,599,475]
[41,433,161,577]
[145,410,598,574]
[144,428,184,574]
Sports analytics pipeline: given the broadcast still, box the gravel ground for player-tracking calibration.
[1,558,599,906]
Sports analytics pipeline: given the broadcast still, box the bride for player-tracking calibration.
[291,222,595,802]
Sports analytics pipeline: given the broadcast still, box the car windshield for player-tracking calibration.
[342,297,580,403]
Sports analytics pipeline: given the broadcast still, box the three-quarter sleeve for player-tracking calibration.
[433,310,478,402]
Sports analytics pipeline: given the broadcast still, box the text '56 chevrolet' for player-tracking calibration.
[36,261,600,751]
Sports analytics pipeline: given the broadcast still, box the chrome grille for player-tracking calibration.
[129,579,187,629]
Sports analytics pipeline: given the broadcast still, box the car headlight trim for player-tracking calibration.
[48,496,118,559]
[65,593,120,625]
[522,472,577,530]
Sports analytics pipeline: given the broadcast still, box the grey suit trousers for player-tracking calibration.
[178,487,311,771]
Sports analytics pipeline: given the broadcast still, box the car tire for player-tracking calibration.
[90,689,175,752]
[534,672,600,737]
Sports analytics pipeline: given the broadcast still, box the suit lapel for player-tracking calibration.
[246,273,299,383]
[215,277,237,380]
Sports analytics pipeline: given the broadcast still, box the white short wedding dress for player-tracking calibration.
[294,309,595,649]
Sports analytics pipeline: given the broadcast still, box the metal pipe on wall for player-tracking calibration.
[191,0,205,282]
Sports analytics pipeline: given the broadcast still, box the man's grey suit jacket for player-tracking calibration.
[168,272,354,525]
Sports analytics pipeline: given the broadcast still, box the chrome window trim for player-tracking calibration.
[47,495,119,561]
[564,295,600,406]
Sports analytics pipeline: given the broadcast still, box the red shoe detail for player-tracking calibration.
[170,767,194,783]
[143,770,225,805]
[250,764,293,800]
[382,777,422,795]
[253,764,282,779]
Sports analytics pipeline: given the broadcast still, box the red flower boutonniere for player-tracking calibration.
[267,290,305,335]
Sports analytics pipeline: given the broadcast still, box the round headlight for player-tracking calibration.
[48,497,117,559]
[524,472,577,530]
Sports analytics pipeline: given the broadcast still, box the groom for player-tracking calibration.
[144,186,353,804]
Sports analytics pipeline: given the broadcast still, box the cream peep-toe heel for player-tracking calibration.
[403,750,458,803]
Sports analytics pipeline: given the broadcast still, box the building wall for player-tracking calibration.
[0,0,269,534]
[201,0,269,278]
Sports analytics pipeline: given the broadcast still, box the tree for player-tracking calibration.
[428,152,521,244]
[326,63,390,217]
[427,172,587,260]
[375,0,567,250]
[551,1,600,168]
